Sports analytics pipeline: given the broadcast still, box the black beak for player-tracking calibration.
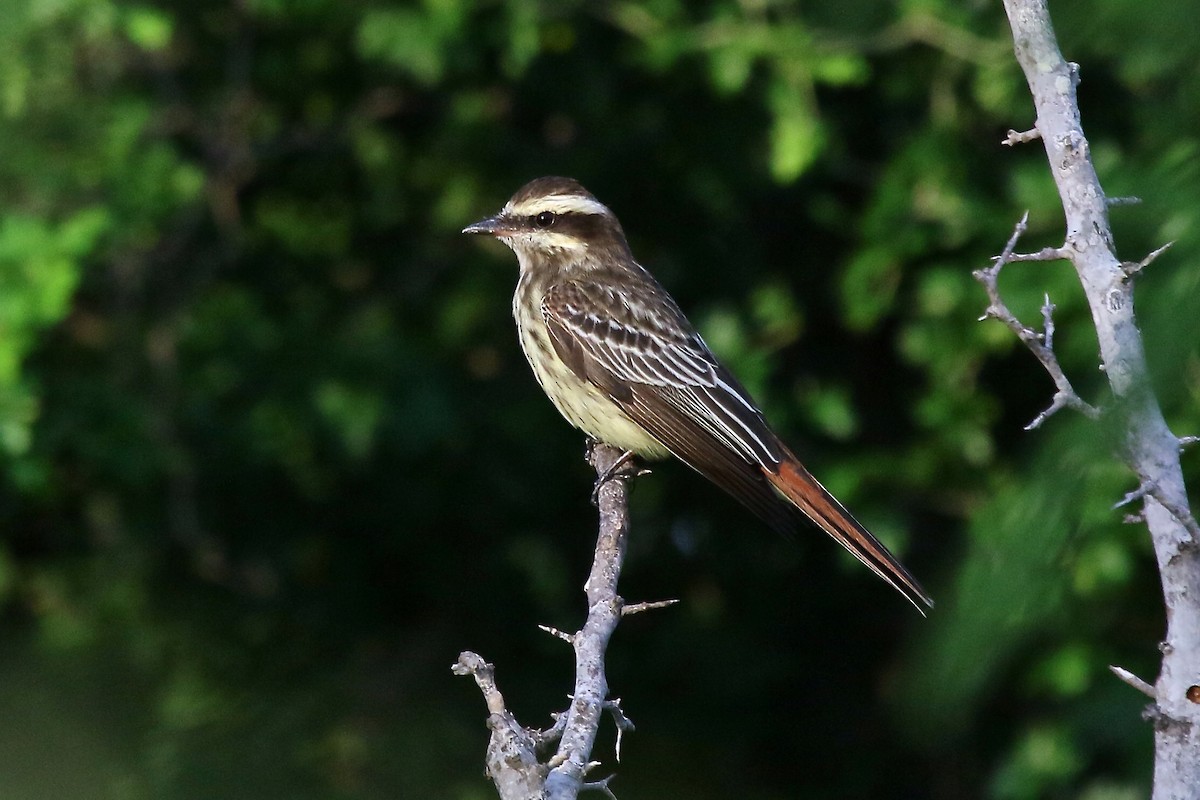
[462,214,506,236]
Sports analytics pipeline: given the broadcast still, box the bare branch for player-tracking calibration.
[544,444,639,800]
[1122,241,1174,280]
[457,445,643,799]
[975,236,1100,429]
[603,699,637,762]
[539,624,577,644]
[1179,436,1200,450]
[622,598,680,616]
[1002,127,1041,146]
[533,712,568,754]
[1039,297,1058,351]
[1113,481,1155,511]
[1109,664,1156,699]
[1147,484,1200,541]
[452,652,509,716]
[452,652,547,800]
[997,210,1029,264]
[1001,2,1200,793]
[1106,196,1142,207]
[580,775,618,799]
[1024,389,1100,431]
[1006,246,1071,263]
[1113,479,1200,538]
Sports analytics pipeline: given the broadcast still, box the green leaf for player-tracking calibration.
[767,77,823,182]
[123,7,172,52]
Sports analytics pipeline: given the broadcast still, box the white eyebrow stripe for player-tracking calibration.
[506,195,612,217]
[508,230,587,253]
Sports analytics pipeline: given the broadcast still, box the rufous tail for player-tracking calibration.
[764,458,932,613]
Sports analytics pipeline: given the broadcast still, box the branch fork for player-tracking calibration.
[999,3,1200,794]
[973,214,1100,430]
[455,444,673,799]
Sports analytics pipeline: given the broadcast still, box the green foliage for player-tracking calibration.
[0,0,1196,798]
[0,209,107,454]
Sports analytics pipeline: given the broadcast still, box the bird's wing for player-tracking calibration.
[542,278,932,610]
[541,278,795,530]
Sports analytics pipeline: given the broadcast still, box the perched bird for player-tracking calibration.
[463,176,931,611]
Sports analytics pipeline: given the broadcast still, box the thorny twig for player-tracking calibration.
[455,445,679,799]
[1002,127,1041,146]
[973,213,1101,429]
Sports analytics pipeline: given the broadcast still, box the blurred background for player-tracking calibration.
[1,0,1198,797]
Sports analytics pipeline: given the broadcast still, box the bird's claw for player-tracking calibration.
[590,450,648,506]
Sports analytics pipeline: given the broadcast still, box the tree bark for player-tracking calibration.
[454,443,640,800]
[999,2,1200,797]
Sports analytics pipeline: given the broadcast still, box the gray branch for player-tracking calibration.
[452,652,547,800]
[455,444,655,800]
[973,214,1099,430]
[544,443,636,799]
[998,2,1200,797]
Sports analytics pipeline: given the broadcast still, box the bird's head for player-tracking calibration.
[463,176,630,265]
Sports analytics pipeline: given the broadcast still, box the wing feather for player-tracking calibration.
[541,279,792,527]
[541,277,932,610]
[620,384,799,532]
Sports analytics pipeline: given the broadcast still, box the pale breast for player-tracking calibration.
[513,276,669,459]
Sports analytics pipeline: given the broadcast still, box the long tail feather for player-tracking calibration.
[764,458,932,613]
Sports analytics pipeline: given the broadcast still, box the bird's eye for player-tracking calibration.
[534,211,556,229]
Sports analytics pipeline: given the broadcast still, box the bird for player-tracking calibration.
[463,176,931,611]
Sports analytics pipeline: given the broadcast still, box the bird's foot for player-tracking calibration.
[590,449,650,506]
